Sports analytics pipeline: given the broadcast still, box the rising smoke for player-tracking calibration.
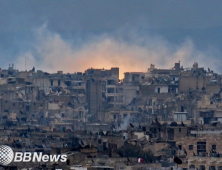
[15,24,221,79]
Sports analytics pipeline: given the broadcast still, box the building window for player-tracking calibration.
[209,166,216,170]
[103,142,106,148]
[199,165,205,170]
[79,111,82,118]
[179,128,181,132]
[58,80,61,86]
[178,145,182,150]
[98,139,101,144]
[148,108,152,114]
[67,159,70,165]
[218,166,222,170]
[212,145,216,150]
[189,165,195,169]
[118,115,121,120]
[189,145,193,150]
[51,80,53,86]
[197,142,206,153]
[181,106,184,112]
[13,103,15,106]
[26,106,30,112]
[113,115,116,119]
[148,99,152,105]
[56,148,61,154]
[123,114,127,118]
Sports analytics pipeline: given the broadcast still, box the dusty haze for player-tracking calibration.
[15,24,221,79]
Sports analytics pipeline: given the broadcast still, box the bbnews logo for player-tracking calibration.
[0,145,67,165]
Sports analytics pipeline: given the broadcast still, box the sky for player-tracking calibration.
[0,0,222,78]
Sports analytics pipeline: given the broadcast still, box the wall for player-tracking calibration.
[48,103,63,110]
[206,84,221,94]
[179,75,210,92]
[32,77,51,93]
[154,86,168,93]
[86,79,102,115]
[140,85,155,97]
[0,78,7,85]
[175,135,222,157]
[123,85,139,105]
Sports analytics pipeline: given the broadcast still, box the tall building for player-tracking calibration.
[86,78,102,115]
[85,67,119,81]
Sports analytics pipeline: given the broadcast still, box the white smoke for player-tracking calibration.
[117,117,130,131]
[15,24,222,79]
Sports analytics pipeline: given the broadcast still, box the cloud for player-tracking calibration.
[15,24,221,79]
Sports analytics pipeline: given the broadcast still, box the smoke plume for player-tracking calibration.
[15,24,221,79]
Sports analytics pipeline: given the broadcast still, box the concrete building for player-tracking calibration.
[86,79,102,115]
[174,112,187,122]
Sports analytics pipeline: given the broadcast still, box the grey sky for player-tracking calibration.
[1,1,222,30]
[0,0,222,70]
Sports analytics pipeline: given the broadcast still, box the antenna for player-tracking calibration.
[25,57,27,71]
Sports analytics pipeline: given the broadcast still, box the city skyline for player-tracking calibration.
[1,1,222,78]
